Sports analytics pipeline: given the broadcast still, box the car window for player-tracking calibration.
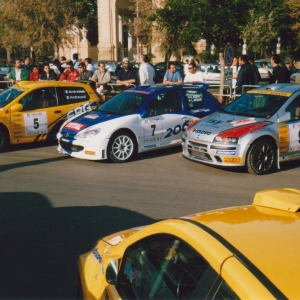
[59,87,90,105]
[184,89,204,108]
[99,91,148,115]
[286,95,300,121]
[223,93,289,118]
[117,235,210,300]
[146,90,182,116]
[0,87,24,108]
[21,88,57,111]
[213,279,239,300]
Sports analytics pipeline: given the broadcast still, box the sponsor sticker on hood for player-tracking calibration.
[231,118,256,127]
[64,122,87,132]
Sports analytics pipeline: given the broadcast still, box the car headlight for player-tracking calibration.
[76,128,101,139]
[213,136,239,144]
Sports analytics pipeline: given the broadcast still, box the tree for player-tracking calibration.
[243,10,278,58]
[0,0,79,56]
[287,0,300,49]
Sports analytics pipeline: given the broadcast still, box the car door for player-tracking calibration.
[285,95,300,155]
[140,89,189,150]
[12,87,61,143]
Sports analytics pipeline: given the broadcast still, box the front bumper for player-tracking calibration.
[57,133,109,160]
[182,137,250,167]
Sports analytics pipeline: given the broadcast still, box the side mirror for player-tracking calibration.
[10,103,23,113]
[278,111,291,123]
[105,259,118,285]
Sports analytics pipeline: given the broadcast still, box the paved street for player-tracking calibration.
[1,142,300,299]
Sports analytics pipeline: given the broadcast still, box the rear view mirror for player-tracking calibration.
[106,259,118,285]
[10,103,23,113]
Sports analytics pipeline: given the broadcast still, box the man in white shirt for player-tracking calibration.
[72,53,80,71]
[139,54,155,85]
[85,57,96,74]
[184,62,204,82]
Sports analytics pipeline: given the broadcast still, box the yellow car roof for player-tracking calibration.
[15,81,91,89]
[181,188,300,299]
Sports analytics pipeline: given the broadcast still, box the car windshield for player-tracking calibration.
[223,92,289,118]
[0,88,25,108]
[98,91,148,115]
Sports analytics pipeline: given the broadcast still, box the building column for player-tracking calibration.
[97,0,118,60]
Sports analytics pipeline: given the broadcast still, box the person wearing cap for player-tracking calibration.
[78,62,93,81]
[59,60,79,82]
[117,58,137,88]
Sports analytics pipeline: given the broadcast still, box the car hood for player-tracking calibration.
[187,112,271,142]
[61,111,125,133]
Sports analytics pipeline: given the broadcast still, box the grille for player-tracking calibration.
[60,141,83,152]
[188,149,212,161]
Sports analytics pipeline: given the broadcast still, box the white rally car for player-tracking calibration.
[182,83,300,174]
[57,84,221,162]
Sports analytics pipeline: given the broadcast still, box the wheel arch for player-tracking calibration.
[109,127,139,145]
[246,135,278,157]
[0,122,10,151]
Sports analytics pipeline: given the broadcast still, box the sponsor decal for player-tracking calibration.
[206,118,223,125]
[92,248,103,264]
[107,235,124,246]
[160,141,171,146]
[67,102,92,119]
[145,118,160,123]
[214,150,236,155]
[85,150,95,155]
[84,114,99,119]
[292,123,300,128]
[224,157,243,164]
[12,114,21,117]
[64,122,87,132]
[247,90,292,97]
[14,131,22,134]
[291,146,300,151]
[231,118,256,127]
[144,144,156,149]
[65,89,86,94]
[14,124,22,128]
[190,108,210,114]
[192,128,211,135]
[279,124,289,154]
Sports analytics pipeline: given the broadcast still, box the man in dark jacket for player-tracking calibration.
[39,63,58,81]
[249,58,261,85]
[236,55,255,95]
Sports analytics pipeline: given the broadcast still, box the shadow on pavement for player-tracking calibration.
[0,192,155,299]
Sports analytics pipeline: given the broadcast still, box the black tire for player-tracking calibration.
[247,139,277,175]
[108,131,137,163]
[0,126,9,152]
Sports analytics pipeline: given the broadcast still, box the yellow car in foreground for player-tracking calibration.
[0,81,100,151]
[78,188,300,299]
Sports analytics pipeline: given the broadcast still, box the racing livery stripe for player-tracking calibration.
[217,121,272,139]
[177,218,288,300]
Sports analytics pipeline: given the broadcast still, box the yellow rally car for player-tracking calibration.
[78,188,300,299]
[0,81,101,151]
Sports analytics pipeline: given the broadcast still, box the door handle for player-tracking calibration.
[54,110,62,114]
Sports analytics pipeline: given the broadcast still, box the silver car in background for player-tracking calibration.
[182,83,300,174]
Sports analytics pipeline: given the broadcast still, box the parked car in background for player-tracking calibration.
[57,83,221,162]
[78,188,300,300]
[0,81,101,151]
[153,61,184,83]
[92,60,118,76]
[255,59,273,81]
[183,83,300,175]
